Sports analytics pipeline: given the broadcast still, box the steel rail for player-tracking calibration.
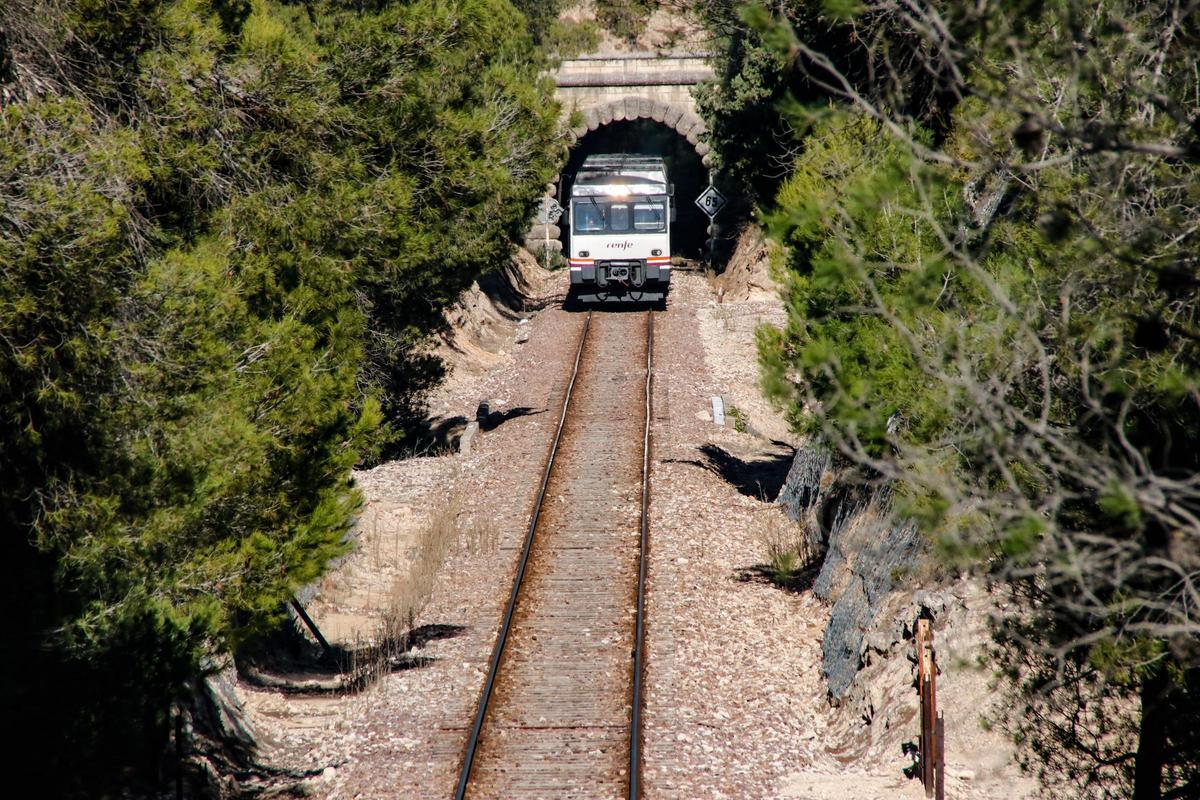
[454,310,594,800]
[630,310,654,799]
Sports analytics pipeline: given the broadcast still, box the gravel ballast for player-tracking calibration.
[239,269,1031,799]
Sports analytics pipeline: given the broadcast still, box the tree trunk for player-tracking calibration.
[1133,660,1168,800]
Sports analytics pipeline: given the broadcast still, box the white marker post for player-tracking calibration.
[711,395,726,426]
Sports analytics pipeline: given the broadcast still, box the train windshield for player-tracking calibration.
[572,198,667,234]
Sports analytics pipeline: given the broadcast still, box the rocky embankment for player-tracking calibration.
[777,445,924,698]
[775,439,1035,796]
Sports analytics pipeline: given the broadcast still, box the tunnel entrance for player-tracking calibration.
[560,119,708,260]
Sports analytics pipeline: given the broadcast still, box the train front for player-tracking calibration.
[567,156,671,304]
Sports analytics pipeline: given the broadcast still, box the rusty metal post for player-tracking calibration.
[929,633,938,793]
[935,713,945,800]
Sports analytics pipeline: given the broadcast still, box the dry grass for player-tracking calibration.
[756,508,820,588]
[704,269,738,333]
[703,264,724,299]
[348,490,492,689]
[459,512,499,557]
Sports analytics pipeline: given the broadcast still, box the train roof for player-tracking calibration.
[580,154,666,169]
[573,154,667,198]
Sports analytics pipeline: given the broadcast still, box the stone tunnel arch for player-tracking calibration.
[526,96,712,260]
[565,96,712,167]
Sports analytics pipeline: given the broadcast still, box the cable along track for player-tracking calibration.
[456,310,655,799]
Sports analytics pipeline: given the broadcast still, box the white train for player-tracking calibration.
[567,155,673,304]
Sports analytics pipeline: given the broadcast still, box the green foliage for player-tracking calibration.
[760,112,975,452]
[767,548,800,585]
[820,0,861,20]
[544,18,602,58]
[707,0,1200,793]
[1098,483,1143,531]
[693,1,795,205]
[508,0,566,44]
[1,0,559,792]
[696,0,960,207]
[998,516,1045,562]
[727,403,747,432]
[594,0,657,42]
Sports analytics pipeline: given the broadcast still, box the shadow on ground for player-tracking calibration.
[734,562,821,594]
[562,295,667,313]
[479,405,545,432]
[665,442,795,502]
[401,405,547,454]
[238,620,467,697]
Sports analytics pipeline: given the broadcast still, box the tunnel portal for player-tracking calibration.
[559,119,709,260]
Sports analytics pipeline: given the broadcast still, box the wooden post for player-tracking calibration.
[916,619,937,797]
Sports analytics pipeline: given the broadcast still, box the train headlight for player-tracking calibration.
[651,249,662,256]
[578,250,589,257]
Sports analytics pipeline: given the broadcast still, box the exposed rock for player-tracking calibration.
[179,661,299,799]
[819,510,922,698]
[715,225,777,302]
[183,645,353,797]
[778,442,927,699]
[776,441,832,525]
[425,248,561,449]
[196,664,259,755]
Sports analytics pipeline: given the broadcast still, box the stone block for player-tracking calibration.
[623,95,640,121]
[663,104,685,128]
[459,421,479,455]
[677,113,703,136]
[526,223,561,241]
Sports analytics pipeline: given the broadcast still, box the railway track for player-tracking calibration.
[455,309,655,799]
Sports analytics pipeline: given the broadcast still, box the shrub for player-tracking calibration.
[594,0,657,42]
[0,0,560,791]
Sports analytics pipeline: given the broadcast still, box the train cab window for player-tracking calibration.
[609,204,630,231]
[574,202,606,232]
[633,201,666,231]
[572,197,667,233]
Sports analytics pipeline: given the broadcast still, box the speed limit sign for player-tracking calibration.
[695,185,727,219]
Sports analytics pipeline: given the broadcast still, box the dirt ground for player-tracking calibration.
[238,253,1035,798]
